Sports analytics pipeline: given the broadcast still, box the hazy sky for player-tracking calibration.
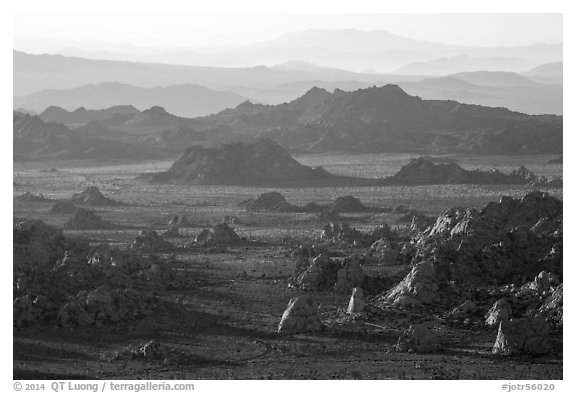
[14,13,562,53]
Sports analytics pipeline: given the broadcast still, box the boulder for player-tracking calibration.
[293,254,341,291]
[239,192,296,212]
[277,295,321,333]
[492,318,552,355]
[486,298,513,326]
[347,287,365,314]
[532,271,559,291]
[331,196,369,212]
[334,255,366,293]
[396,324,442,353]
[384,261,440,307]
[192,223,242,247]
[368,239,400,265]
[536,284,563,324]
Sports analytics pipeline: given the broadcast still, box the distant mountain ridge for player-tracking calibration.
[41,29,561,72]
[15,82,249,117]
[13,111,165,160]
[39,105,139,125]
[185,84,562,154]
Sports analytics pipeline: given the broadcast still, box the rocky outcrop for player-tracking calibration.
[291,254,341,291]
[239,192,297,212]
[536,284,563,324]
[383,158,562,186]
[383,261,441,307]
[367,239,401,265]
[414,192,562,287]
[331,196,371,212]
[492,318,552,355]
[347,287,366,314]
[485,299,513,326]
[277,295,321,333]
[334,255,366,293]
[70,186,122,206]
[191,223,242,248]
[145,139,338,186]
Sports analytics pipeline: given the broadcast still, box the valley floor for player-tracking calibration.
[13,153,563,380]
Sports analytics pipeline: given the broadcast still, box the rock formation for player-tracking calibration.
[367,239,401,265]
[192,223,242,248]
[334,255,366,293]
[70,186,122,206]
[383,157,561,186]
[347,287,366,314]
[291,254,341,291]
[239,191,297,212]
[492,318,552,355]
[145,139,337,186]
[383,261,441,307]
[485,299,513,326]
[277,295,321,333]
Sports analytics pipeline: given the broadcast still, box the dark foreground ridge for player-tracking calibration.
[142,140,562,187]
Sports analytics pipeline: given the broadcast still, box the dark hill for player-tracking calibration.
[383,157,562,186]
[70,186,123,206]
[143,139,348,186]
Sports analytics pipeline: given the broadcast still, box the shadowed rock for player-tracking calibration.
[71,186,123,206]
